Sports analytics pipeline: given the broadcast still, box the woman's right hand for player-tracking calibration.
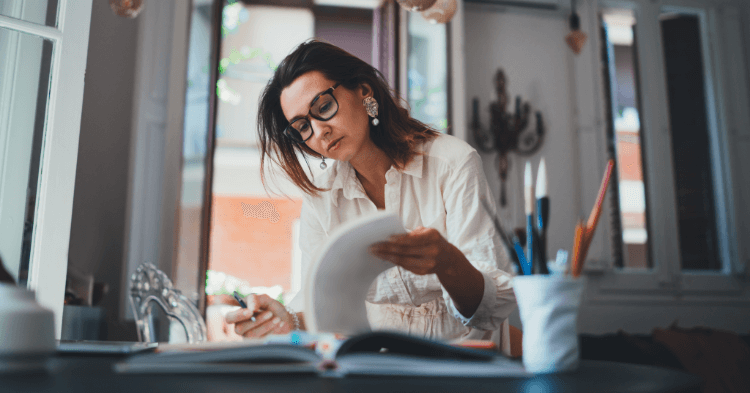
[224,294,293,338]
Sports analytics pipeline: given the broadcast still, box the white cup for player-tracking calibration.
[512,275,585,374]
[0,283,55,372]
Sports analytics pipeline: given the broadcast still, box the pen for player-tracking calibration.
[233,291,256,322]
[524,161,534,274]
[512,236,532,276]
[535,158,550,274]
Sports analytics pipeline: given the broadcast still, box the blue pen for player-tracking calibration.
[512,236,532,276]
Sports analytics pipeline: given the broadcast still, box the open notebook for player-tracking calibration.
[115,331,527,377]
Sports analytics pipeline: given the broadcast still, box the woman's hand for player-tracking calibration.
[224,294,293,338]
[369,226,460,275]
[369,226,485,318]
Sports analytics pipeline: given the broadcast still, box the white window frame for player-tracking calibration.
[574,0,747,300]
[0,0,93,338]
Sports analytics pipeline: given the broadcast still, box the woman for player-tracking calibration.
[225,40,516,345]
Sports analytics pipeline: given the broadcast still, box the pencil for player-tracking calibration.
[578,159,615,266]
[571,219,585,277]
[584,159,615,246]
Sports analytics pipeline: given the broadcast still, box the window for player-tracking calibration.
[406,10,450,132]
[0,0,93,336]
[659,11,723,272]
[600,9,652,270]
[591,2,742,294]
[205,1,381,341]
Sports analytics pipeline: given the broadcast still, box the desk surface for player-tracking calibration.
[1,354,702,393]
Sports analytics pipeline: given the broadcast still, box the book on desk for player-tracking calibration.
[114,331,527,377]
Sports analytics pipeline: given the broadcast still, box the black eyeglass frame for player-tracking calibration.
[283,82,342,143]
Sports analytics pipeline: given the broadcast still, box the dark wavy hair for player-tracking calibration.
[257,39,439,196]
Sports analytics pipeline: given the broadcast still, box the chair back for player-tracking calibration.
[129,263,207,343]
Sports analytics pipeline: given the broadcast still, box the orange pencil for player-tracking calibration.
[583,159,615,247]
[571,219,585,277]
[577,159,615,269]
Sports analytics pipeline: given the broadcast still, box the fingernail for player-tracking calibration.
[278,321,285,328]
[263,313,273,321]
[272,317,281,324]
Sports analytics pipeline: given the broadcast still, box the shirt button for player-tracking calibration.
[389,270,397,278]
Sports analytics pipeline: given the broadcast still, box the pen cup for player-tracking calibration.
[512,275,585,374]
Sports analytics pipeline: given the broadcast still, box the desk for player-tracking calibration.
[1,354,701,393]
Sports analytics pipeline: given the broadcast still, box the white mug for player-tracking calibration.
[0,283,55,372]
[513,275,586,373]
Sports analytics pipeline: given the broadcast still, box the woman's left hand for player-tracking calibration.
[369,227,459,275]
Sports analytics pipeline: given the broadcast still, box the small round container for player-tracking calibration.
[0,283,55,372]
[513,275,586,374]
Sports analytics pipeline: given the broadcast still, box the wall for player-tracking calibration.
[314,6,373,65]
[463,1,750,335]
[464,5,579,265]
[65,0,139,339]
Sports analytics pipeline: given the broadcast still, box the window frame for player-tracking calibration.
[577,0,745,299]
[0,0,93,337]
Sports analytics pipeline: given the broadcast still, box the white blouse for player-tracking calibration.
[290,133,517,345]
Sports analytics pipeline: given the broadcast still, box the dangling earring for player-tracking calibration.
[363,96,379,126]
[320,156,327,170]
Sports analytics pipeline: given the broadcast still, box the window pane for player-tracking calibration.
[660,13,721,271]
[0,27,54,285]
[0,0,58,27]
[173,1,214,303]
[407,11,449,132]
[600,10,652,269]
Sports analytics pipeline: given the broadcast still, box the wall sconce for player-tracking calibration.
[471,69,545,207]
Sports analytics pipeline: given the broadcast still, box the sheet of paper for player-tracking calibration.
[305,212,405,336]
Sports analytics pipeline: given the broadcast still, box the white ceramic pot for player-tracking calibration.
[513,275,586,374]
[0,283,55,372]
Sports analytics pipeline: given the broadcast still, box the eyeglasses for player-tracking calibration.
[283,82,341,143]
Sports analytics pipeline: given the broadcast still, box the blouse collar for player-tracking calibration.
[329,144,425,206]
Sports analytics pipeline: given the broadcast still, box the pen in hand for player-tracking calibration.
[233,291,256,322]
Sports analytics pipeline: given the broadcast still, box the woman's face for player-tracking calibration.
[280,70,372,162]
